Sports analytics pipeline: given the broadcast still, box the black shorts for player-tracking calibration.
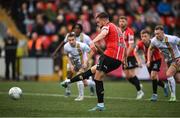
[123,56,138,70]
[148,59,161,73]
[96,54,122,73]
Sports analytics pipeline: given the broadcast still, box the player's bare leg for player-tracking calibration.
[60,65,97,87]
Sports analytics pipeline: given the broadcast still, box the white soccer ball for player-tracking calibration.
[8,87,22,100]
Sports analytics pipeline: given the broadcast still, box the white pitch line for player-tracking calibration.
[0,91,178,102]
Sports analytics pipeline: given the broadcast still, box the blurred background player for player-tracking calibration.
[64,23,92,45]
[148,25,180,102]
[63,23,95,97]
[134,29,168,101]
[119,16,144,100]
[63,32,95,101]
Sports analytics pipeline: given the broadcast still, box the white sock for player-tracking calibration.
[65,79,70,83]
[87,78,96,94]
[77,81,84,97]
[86,79,95,86]
[167,76,176,97]
[65,84,71,93]
[138,90,143,93]
[97,103,104,107]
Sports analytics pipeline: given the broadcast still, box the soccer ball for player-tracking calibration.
[8,87,22,100]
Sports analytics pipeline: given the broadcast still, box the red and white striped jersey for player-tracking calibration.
[136,40,161,61]
[102,22,126,61]
[122,27,134,56]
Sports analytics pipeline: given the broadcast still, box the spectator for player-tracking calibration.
[58,25,68,43]
[17,2,30,34]
[132,15,146,36]
[112,14,119,25]
[40,35,52,56]
[139,0,149,12]
[65,11,77,24]
[48,35,61,71]
[78,14,91,34]
[126,0,139,16]
[32,14,45,35]
[44,21,56,35]
[116,0,126,10]
[116,8,126,16]
[4,29,18,81]
[57,26,68,69]
[145,6,161,24]
[92,2,105,14]
[28,32,43,57]
[172,1,180,17]
[157,0,172,16]
[55,8,66,33]
[44,2,57,21]
[68,0,82,13]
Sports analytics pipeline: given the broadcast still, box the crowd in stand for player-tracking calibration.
[2,0,179,70]
[13,0,179,34]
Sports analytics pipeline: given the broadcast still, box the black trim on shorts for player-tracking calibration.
[148,59,161,73]
[96,54,122,73]
[123,56,138,70]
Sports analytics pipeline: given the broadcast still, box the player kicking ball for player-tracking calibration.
[61,12,127,111]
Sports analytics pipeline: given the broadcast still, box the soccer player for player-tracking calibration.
[63,32,95,101]
[61,12,126,111]
[119,16,144,100]
[64,23,92,45]
[134,29,168,101]
[147,25,180,102]
[64,23,95,97]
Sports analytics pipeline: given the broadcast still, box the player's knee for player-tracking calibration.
[151,72,158,80]
[94,71,104,81]
[126,72,135,79]
[125,69,136,79]
[91,65,97,74]
[151,74,157,80]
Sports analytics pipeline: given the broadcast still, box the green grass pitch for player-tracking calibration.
[0,80,179,117]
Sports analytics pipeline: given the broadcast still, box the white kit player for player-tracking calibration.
[63,32,95,101]
[64,23,92,45]
[148,25,180,102]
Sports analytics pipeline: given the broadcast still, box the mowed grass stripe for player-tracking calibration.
[0,91,177,102]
